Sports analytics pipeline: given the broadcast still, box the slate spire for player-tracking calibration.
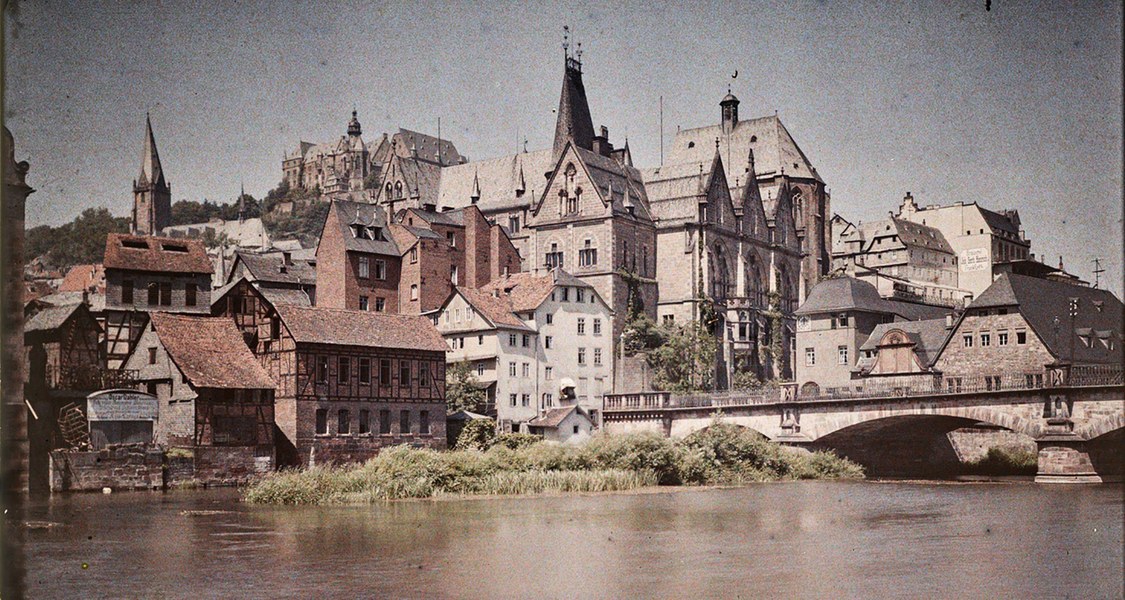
[138,113,166,190]
[553,28,596,158]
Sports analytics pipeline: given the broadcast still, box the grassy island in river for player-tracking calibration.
[244,423,864,505]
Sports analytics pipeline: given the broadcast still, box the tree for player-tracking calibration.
[647,322,719,392]
[454,418,496,451]
[445,361,487,414]
[25,207,131,270]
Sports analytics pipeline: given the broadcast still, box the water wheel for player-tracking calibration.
[58,402,90,449]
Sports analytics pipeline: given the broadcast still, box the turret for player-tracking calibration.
[721,91,740,133]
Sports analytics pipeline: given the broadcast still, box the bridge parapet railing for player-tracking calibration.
[1067,364,1124,387]
[798,372,1047,402]
[604,389,780,411]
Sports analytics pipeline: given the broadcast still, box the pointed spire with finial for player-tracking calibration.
[553,25,595,158]
[471,169,481,204]
[138,113,166,190]
[239,180,246,223]
[516,163,527,195]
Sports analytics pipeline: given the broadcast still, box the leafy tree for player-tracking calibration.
[25,207,130,270]
[453,418,496,451]
[647,322,719,393]
[446,361,487,414]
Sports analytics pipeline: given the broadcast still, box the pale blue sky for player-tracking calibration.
[4,0,1122,292]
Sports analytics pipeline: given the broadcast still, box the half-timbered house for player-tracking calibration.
[124,312,276,483]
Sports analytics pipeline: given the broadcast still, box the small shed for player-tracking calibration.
[527,405,595,444]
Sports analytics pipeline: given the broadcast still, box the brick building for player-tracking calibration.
[102,233,213,369]
[125,312,276,483]
[213,280,449,466]
[432,268,613,431]
[315,200,402,312]
[316,199,520,314]
[931,273,1123,385]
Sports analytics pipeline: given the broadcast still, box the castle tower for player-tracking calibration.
[552,32,596,158]
[132,114,171,235]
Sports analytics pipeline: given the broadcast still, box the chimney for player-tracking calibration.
[592,125,612,157]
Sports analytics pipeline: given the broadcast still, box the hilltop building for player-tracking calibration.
[283,110,465,203]
[832,212,969,308]
[893,193,1031,297]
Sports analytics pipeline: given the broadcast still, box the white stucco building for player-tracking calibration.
[431,268,614,434]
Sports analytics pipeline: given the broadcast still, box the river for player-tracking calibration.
[21,482,1124,599]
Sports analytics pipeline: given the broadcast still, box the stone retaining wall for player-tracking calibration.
[49,445,163,492]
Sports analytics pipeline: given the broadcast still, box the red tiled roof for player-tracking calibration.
[528,405,589,429]
[58,263,105,293]
[104,233,212,274]
[149,313,275,390]
[457,287,530,330]
[480,269,593,312]
[275,304,449,352]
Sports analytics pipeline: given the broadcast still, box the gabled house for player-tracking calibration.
[854,318,954,390]
[102,233,213,369]
[931,273,1123,387]
[224,250,316,306]
[124,312,276,483]
[527,405,596,444]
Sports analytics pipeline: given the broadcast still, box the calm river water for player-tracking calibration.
[22,482,1124,599]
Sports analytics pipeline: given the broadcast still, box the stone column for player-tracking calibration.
[3,126,34,598]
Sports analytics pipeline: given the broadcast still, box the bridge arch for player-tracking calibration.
[809,413,1036,478]
[1077,413,1125,441]
[804,404,1041,441]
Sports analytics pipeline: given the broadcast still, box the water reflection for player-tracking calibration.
[24,482,1124,599]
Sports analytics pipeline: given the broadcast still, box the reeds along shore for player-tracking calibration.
[244,425,864,505]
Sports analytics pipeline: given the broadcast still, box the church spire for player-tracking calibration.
[138,113,166,190]
[132,114,171,235]
[553,26,596,158]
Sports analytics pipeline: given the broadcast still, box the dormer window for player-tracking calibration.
[122,239,148,250]
[162,243,189,253]
[351,224,369,240]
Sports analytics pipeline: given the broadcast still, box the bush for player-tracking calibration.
[966,446,1038,476]
[491,433,540,450]
[454,419,496,451]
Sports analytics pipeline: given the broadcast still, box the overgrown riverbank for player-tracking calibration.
[244,424,864,505]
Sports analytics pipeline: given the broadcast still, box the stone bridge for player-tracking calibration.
[603,365,1123,483]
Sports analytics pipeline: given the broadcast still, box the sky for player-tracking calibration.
[4,0,1122,293]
